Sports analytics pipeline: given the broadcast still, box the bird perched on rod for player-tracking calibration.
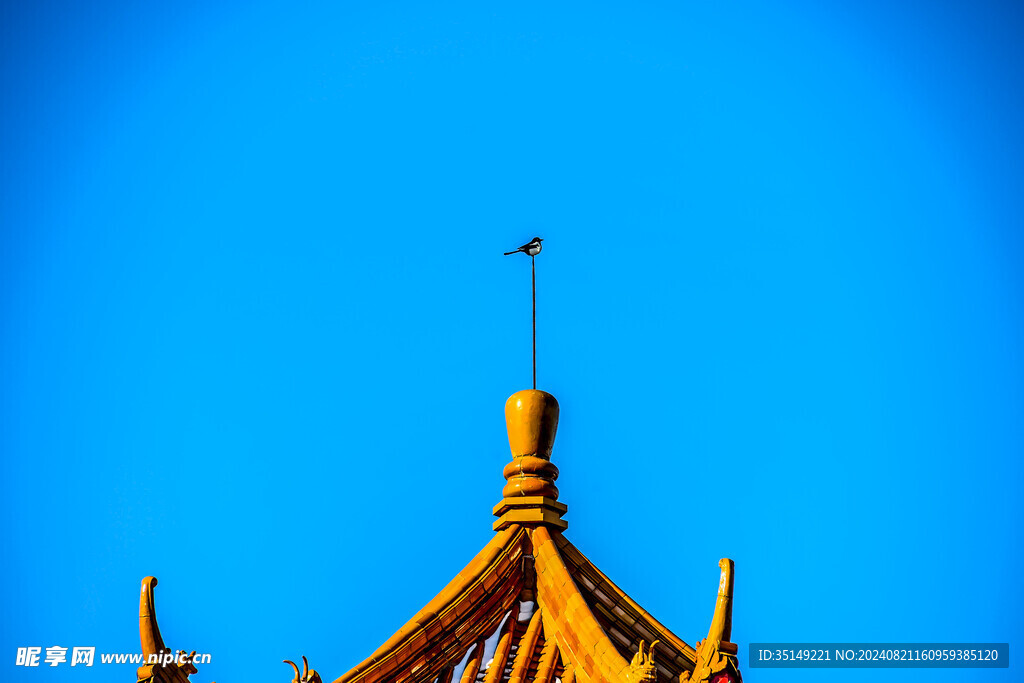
[504,237,543,256]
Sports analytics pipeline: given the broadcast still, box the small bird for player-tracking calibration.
[504,237,543,256]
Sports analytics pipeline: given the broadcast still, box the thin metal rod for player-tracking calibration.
[532,255,536,390]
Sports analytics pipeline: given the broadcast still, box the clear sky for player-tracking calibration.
[1,1,1021,682]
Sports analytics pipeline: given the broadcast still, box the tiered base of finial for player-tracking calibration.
[493,497,567,531]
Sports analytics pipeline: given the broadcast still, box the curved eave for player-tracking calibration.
[554,534,697,675]
[333,525,528,683]
[333,524,715,683]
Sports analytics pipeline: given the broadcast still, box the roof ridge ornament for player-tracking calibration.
[493,389,567,531]
[136,577,200,683]
[628,639,661,682]
[284,656,322,683]
[680,559,743,683]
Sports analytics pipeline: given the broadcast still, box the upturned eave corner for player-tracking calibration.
[680,559,743,683]
[136,577,199,683]
[331,524,530,683]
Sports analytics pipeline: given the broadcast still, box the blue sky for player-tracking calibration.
[1,1,1021,682]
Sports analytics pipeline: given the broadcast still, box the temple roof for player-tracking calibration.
[134,390,742,683]
[328,390,741,683]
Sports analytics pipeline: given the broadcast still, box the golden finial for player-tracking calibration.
[504,389,559,459]
[493,389,567,531]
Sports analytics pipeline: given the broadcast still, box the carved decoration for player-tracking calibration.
[679,639,741,683]
[628,639,660,682]
[284,656,323,683]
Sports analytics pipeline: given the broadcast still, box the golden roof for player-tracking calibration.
[135,390,742,683]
